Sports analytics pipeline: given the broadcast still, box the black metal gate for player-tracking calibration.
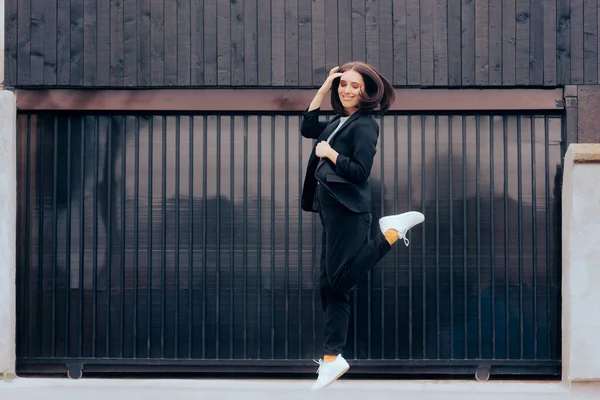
[15,111,563,378]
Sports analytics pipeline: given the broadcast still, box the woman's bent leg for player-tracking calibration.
[320,203,392,293]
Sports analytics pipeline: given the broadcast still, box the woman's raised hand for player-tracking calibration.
[318,66,343,94]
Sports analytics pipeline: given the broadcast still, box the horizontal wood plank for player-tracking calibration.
[15,88,565,111]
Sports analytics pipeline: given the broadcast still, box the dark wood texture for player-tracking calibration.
[297,0,312,86]
[138,0,151,86]
[231,0,244,85]
[110,0,124,86]
[3,0,598,88]
[190,0,204,85]
[4,0,18,86]
[583,0,598,84]
[71,0,85,86]
[96,0,110,86]
[542,0,557,85]
[30,0,45,85]
[123,0,138,86]
[488,0,502,85]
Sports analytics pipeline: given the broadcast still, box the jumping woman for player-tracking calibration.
[300,62,425,390]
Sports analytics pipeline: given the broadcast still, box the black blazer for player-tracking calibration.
[300,107,379,213]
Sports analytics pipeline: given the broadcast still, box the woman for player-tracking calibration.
[300,62,425,390]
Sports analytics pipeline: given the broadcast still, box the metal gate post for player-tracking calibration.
[564,85,579,149]
[0,90,17,380]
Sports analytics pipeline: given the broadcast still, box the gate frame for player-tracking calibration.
[2,87,578,382]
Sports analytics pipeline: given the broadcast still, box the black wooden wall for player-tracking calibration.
[4,0,599,88]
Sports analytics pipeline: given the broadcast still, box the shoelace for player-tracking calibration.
[313,359,325,374]
[400,231,409,246]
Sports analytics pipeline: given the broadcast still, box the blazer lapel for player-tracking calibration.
[316,115,341,142]
[314,111,363,172]
[326,111,361,145]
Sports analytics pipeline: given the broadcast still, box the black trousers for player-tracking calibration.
[316,184,392,355]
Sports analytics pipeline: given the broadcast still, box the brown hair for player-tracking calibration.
[330,61,396,115]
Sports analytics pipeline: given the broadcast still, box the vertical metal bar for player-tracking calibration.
[368,194,372,358]
[367,111,378,360]
[380,115,385,359]
[52,116,58,358]
[93,117,99,358]
[65,117,72,357]
[175,116,181,358]
[120,117,127,358]
[106,117,113,357]
[146,116,154,358]
[353,285,357,359]
[23,116,32,358]
[435,115,440,359]
[490,115,496,359]
[448,116,454,359]
[462,115,468,359]
[284,116,289,360]
[297,116,303,359]
[407,114,413,360]
[257,115,263,359]
[517,116,524,359]
[421,115,427,359]
[476,115,482,359]
[394,115,399,360]
[16,115,22,359]
[202,116,208,359]
[313,122,320,359]
[503,116,510,358]
[243,115,249,360]
[216,115,222,359]
[270,115,275,359]
[188,116,194,359]
[230,116,235,360]
[544,116,551,359]
[161,116,167,358]
[78,117,85,357]
[37,116,45,357]
[133,117,140,359]
[351,111,358,361]
[313,203,317,358]
[531,115,538,359]
[312,119,322,359]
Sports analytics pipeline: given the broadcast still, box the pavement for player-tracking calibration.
[2,378,600,400]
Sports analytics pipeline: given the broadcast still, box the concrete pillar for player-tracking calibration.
[0,0,5,86]
[0,91,16,378]
[562,144,600,384]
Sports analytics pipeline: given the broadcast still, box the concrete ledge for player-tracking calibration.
[0,91,17,377]
[1,379,599,400]
[569,144,600,162]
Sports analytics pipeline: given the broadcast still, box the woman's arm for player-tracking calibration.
[300,67,343,139]
[300,108,329,139]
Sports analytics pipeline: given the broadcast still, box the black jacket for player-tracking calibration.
[300,107,379,213]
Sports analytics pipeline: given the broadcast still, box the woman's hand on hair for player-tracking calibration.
[318,66,343,94]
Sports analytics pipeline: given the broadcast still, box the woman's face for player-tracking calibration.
[337,69,364,113]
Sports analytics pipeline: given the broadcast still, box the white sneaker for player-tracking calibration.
[311,354,350,391]
[379,211,425,246]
